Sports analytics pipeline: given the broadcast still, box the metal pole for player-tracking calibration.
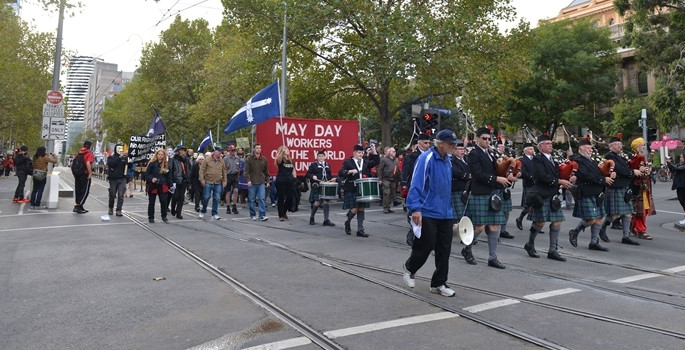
[280,8,287,117]
[641,109,648,159]
[48,0,66,156]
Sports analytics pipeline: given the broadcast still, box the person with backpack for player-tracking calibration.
[12,145,31,203]
[72,140,95,214]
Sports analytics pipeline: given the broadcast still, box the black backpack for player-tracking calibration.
[71,153,85,176]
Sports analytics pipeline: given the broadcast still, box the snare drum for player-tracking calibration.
[319,182,338,200]
[355,178,380,202]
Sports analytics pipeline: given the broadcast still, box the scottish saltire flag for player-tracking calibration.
[146,108,166,137]
[197,131,213,152]
[224,81,281,134]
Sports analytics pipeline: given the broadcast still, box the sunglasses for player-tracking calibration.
[480,137,491,141]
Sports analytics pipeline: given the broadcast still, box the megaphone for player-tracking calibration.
[453,216,474,245]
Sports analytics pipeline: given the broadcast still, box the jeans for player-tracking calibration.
[248,183,267,218]
[202,183,223,216]
[30,178,47,207]
[108,178,126,211]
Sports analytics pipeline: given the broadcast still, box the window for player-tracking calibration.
[638,71,648,94]
[609,18,615,26]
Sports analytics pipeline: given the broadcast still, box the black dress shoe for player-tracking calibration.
[488,258,506,269]
[524,243,539,258]
[547,250,566,261]
[322,220,335,226]
[515,217,523,231]
[621,237,640,245]
[176,214,184,220]
[569,229,579,248]
[356,230,369,237]
[149,218,155,223]
[406,229,414,246]
[611,221,623,230]
[170,210,176,216]
[461,247,477,265]
[500,231,515,239]
[599,226,610,242]
[589,242,609,251]
[345,221,352,235]
[309,217,316,225]
[162,217,169,223]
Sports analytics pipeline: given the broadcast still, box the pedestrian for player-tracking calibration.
[523,135,575,262]
[106,144,127,217]
[598,135,643,246]
[244,143,270,221]
[124,161,136,198]
[515,143,536,230]
[29,146,57,209]
[199,148,227,220]
[377,146,400,213]
[306,150,336,226]
[339,143,380,237]
[236,148,248,208]
[450,140,470,222]
[274,145,296,221]
[401,134,431,245]
[462,127,510,268]
[495,140,518,240]
[73,141,94,213]
[402,129,458,297]
[145,148,171,223]
[223,145,241,214]
[668,153,685,225]
[190,154,204,212]
[12,145,31,203]
[169,145,191,219]
[628,138,656,239]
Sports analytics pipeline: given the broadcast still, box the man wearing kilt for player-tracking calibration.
[515,143,536,231]
[307,150,337,226]
[339,144,379,237]
[568,139,611,251]
[450,140,470,221]
[524,135,575,262]
[598,136,642,245]
[462,127,511,269]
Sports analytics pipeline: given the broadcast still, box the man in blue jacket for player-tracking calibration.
[402,129,458,297]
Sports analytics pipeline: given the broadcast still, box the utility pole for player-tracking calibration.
[48,0,66,157]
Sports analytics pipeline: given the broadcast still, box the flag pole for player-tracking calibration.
[279,6,287,147]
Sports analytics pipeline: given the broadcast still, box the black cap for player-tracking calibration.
[522,143,534,149]
[353,145,364,152]
[476,127,491,136]
[455,140,464,147]
[418,134,430,141]
[609,136,621,143]
[174,145,187,152]
[537,135,551,143]
[317,150,326,155]
[83,141,92,148]
[578,139,591,146]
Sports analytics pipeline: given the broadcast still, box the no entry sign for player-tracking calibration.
[46,90,63,105]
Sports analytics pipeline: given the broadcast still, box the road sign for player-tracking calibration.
[43,104,64,118]
[46,90,63,105]
[42,103,66,140]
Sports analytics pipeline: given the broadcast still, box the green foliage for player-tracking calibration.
[604,90,651,136]
[67,129,97,155]
[506,19,619,138]
[0,7,55,152]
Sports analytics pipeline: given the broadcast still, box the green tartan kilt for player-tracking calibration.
[451,191,465,221]
[342,190,370,210]
[495,188,513,212]
[528,196,565,223]
[572,196,606,220]
[521,186,531,207]
[604,187,632,215]
[464,193,506,226]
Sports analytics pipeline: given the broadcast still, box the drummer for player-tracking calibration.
[306,150,336,226]
[339,144,380,237]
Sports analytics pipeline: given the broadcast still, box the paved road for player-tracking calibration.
[1,169,683,349]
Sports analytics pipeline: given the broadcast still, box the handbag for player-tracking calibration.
[489,194,502,212]
[550,195,562,211]
[525,192,544,208]
[33,169,47,181]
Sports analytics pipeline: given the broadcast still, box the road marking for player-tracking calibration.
[610,273,661,284]
[463,299,520,313]
[523,288,581,301]
[324,312,458,338]
[657,209,685,216]
[664,265,685,273]
[242,337,311,350]
[0,222,134,232]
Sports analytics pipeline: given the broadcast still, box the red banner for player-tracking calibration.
[256,117,359,177]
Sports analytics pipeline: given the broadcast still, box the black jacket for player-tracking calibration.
[339,155,379,192]
[401,149,422,187]
[605,151,634,188]
[532,153,560,199]
[572,155,606,196]
[669,161,685,190]
[169,154,191,185]
[466,146,497,195]
[145,161,171,189]
[519,155,535,188]
[450,156,470,192]
[106,153,127,179]
[306,161,333,182]
[13,153,30,176]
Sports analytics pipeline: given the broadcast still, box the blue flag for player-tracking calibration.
[197,131,213,152]
[224,82,281,134]
[146,108,166,137]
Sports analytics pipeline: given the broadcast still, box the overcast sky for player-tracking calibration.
[20,0,571,73]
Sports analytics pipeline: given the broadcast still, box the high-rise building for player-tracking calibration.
[83,61,120,132]
[65,56,97,123]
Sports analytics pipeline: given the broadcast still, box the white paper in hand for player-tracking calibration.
[411,220,422,239]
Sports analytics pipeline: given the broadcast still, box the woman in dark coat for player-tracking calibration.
[145,149,171,223]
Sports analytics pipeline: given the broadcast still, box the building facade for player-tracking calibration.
[65,56,97,123]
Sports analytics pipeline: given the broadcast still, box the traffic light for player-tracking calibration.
[421,109,440,135]
[647,128,657,142]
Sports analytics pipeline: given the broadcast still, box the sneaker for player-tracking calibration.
[108,208,114,215]
[12,197,19,203]
[430,284,455,297]
[232,206,239,214]
[259,216,268,221]
[226,208,231,214]
[212,215,221,220]
[679,219,685,226]
[198,213,205,219]
[402,264,415,288]
[250,216,257,221]
[271,203,276,207]
[18,199,30,203]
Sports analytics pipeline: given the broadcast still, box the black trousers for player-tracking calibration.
[405,217,454,287]
[14,173,28,199]
[677,187,685,213]
[148,191,168,219]
[170,183,187,215]
[108,178,126,211]
[74,174,91,206]
[276,180,293,218]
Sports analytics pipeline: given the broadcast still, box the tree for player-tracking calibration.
[67,129,97,155]
[505,19,619,138]
[614,0,685,131]
[221,0,530,146]
[604,90,652,137]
